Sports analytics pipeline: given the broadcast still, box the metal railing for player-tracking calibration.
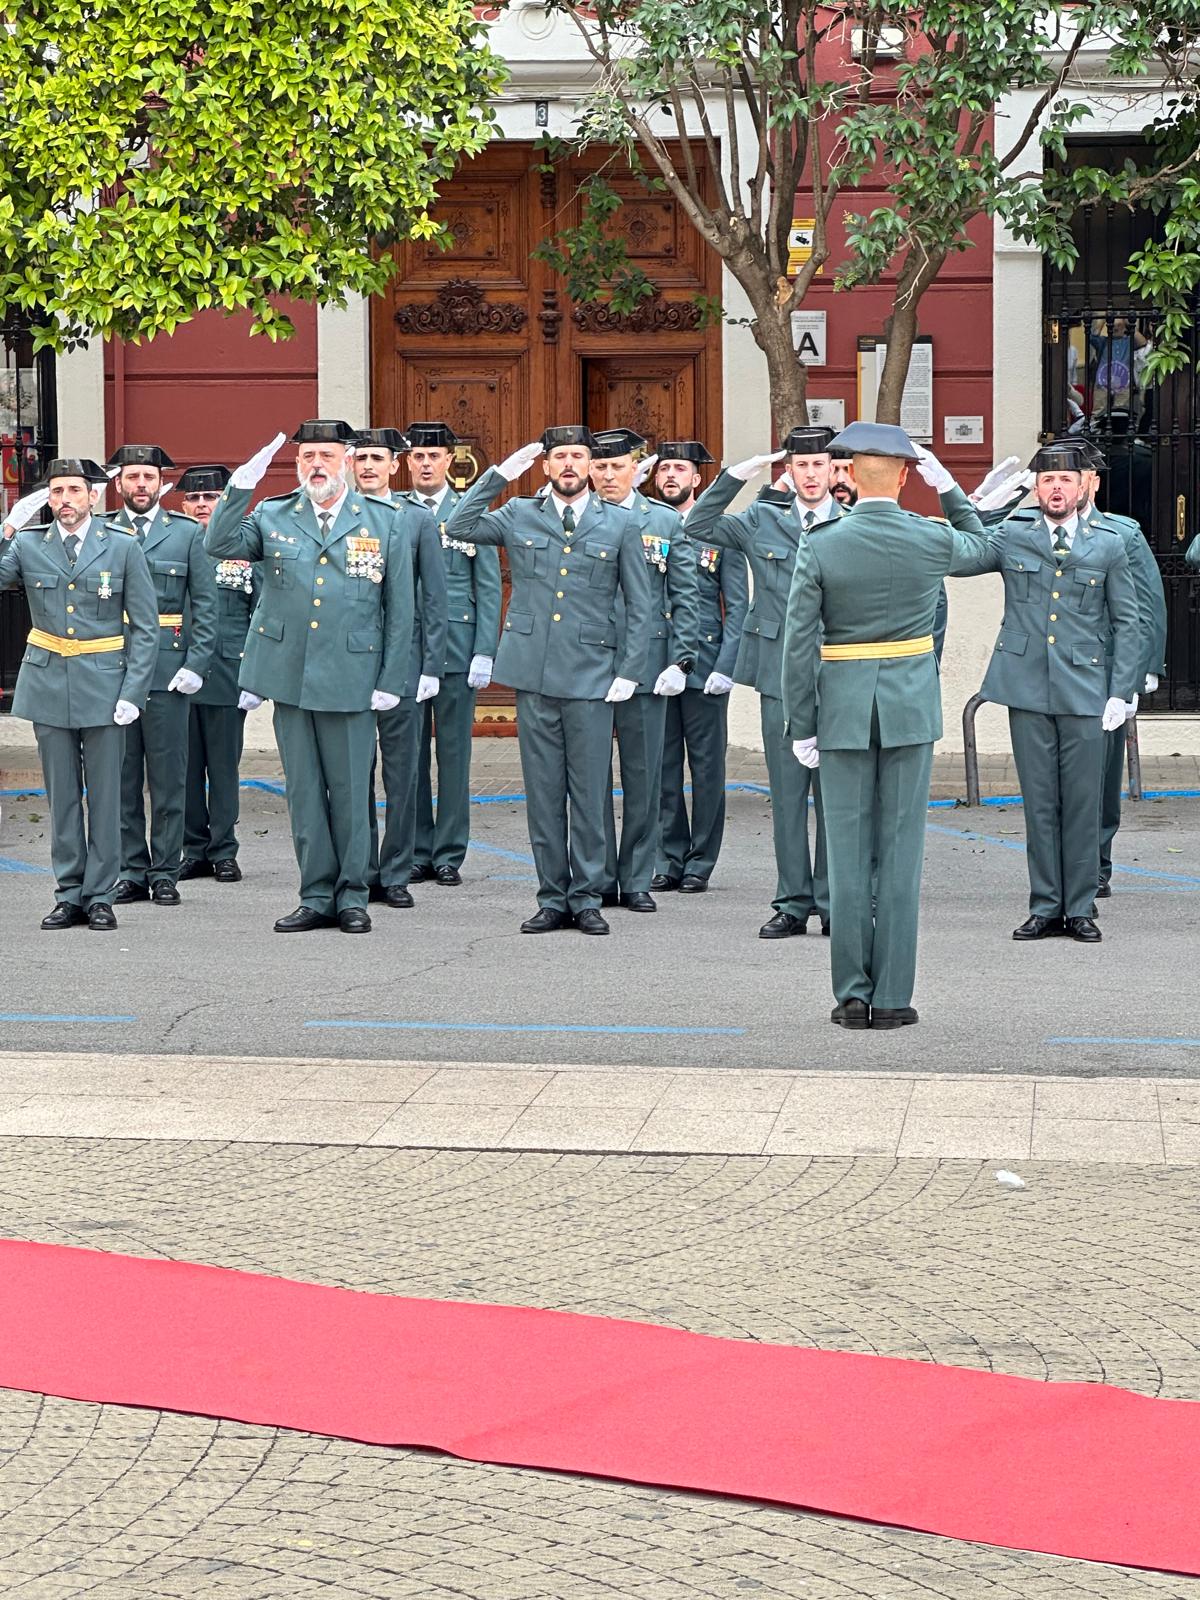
[961,692,1143,806]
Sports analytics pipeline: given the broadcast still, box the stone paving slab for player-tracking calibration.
[0,1051,1196,1162]
[0,1139,1196,1598]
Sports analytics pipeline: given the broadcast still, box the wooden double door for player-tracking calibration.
[371,142,723,730]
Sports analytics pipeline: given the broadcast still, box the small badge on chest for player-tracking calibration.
[346,535,385,582]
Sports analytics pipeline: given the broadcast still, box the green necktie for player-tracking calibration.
[801,509,816,532]
[63,535,80,567]
[562,505,576,534]
[133,516,148,542]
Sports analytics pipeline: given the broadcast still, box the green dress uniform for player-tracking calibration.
[445,468,654,915]
[686,472,837,927]
[109,504,219,891]
[364,496,448,892]
[954,510,1139,924]
[603,494,700,898]
[183,557,260,868]
[0,517,159,908]
[783,475,989,1012]
[407,487,503,875]
[204,484,415,915]
[657,532,750,885]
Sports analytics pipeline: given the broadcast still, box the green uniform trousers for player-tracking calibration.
[604,693,667,895]
[1099,724,1129,889]
[120,689,190,887]
[35,721,125,908]
[657,688,729,883]
[414,673,476,872]
[761,693,828,920]
[517,690,614,914]
[368,700,420,890]
[274,702,376,914]
[822,738,934,1009]
[1009,708,1105,920]
[184,703,246,864]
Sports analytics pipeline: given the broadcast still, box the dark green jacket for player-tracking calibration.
[0,518,159,727]
[616,494,700,695]
[399,487,503,674]
[194,558,261,707]
[679,529,750,687]
[109,506,219,692]
[371,492,448,696]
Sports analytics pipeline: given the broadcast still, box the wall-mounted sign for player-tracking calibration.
[787,220,823,276]
[855,334,934,444]
[944,415,985,446]
[790,310,827,365]
[806,397,845,430]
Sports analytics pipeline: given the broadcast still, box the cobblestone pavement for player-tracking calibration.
[1,1138,1198,1598]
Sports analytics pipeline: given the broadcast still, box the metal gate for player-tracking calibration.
[1,322,56,705]
[1043,138,1200,712]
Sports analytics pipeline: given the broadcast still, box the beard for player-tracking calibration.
[548,471,586,499]
[300,466,349,505]
[657,481,694,508]
[832,484,857,506]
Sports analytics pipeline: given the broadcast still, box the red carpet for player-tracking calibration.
[0,1239,1196,1574]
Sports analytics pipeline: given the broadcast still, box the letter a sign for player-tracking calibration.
[790,310,827,366]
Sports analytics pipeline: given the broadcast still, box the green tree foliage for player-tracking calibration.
[0,0,506,348]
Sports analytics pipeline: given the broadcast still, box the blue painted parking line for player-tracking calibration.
[1047,1037,1200,1048]
[0,1013,137,1024]
[926,819,1200,887]
[0,787,46,798]
[0,855,49,874]
[305,1020,746,1037]
[467,839,537,867]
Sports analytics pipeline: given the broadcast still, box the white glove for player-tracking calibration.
[237,691,263,712]
[415,675,440,703]
[371,689,401,712]
[972,470,1034,512]
[654,664,687,697]
[727,450,786,483]
[1124,692,1139,721]
[913,444,954,494]
[1145,673,1159,694]
[167,668,202,695]
[496,442,544,482]
[633,453,659,489]
[113,700,140,726]
[1102,697,1126,733]
[772,473,791,491]
[230,432,287,490]
[704,671,734,696]
[972,456,1022,501]
[467,654,493,690]
[2,486,50,533]
[605,677,637,703]
[792,737,820,769]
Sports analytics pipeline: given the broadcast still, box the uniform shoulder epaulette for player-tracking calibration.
[755,487,794,506]
[254,491,296,506]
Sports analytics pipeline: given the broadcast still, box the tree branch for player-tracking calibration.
[998,8,1094,173]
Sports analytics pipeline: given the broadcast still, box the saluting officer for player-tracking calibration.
[652,442,749,894]
[686,425,841,939]
[176,465,259,884]
[0,459,159,929]
[352,428,448,910]
[205,422,415,933]
[400,422,502,887]
[952,443,1139,943]
[589,428,699,912]
[782,424,990,1028]
[444,428,654,935]
[105,444,219,907]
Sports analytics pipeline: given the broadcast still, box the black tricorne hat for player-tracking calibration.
[1030,444,1086,474]
[403,422,459,450]
[657,440,714,466]
[540,425,598,452]
[781,425,835,455]
[177,464,232,494]
[591,428,647,461]
[106,443,176,470]
[42,457,108,486]
[355,428,410,454]
[290,419,358,445]
[1050,434,1106,472]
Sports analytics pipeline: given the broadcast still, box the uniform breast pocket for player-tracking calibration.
[511,534,551,579]
[584,540,617,588]
[151,558,186,606]
[85,573,123,620]
[1071,567,1105,614]
[1001,556,1041,601]
[753,540,791,590]
[265,546,301,588]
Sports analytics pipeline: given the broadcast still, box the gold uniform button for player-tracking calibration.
[66,605,75,614]
[462,613,470,622]
[1090,578,1097,585]
[564,545,573,554]
[553,613,561,622]
[1055,569,1063,577]
[319,556,328,565]
[1049,613,1058,622]
[259,626,265,633]
[1048,635,1056,644]
[313,598,321,607]
[316,577,324,586]
[560,567,568,576]
[1052,590,1060,599]
[310,620,319,630]
[66,627,75,636]
[67,583,75,591]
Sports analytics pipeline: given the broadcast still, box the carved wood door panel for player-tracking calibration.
[584,356,699,447]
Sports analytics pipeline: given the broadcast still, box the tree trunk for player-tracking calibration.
[876,248,946,425]
[749,299,809,440]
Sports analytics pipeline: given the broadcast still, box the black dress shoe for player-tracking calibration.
[41,902,87,930]
[114,879,149,903]
[409,863,435,883]
[679,875,708,894]
[1096,881,1112,899]
[820,920,831,937]
[600,891,620,908]
[274,907,336,933]
[384,885,414,908]
[213,859,242,884]
[871,1006,918,1029]
[621,891,656,912]
[759,911,807,939]
[1065,916,1102,943]
[651,873,680,892]
[338,908,372,933]
[433,865,462,886]
[831,999,870,1030]
[150,881,181,906]
[520,908,573,933]
[1012,915,1063,941]
[368,882,388,903]
[178,858,213,881]
[575,908,610,936]
[87,903,117,931]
